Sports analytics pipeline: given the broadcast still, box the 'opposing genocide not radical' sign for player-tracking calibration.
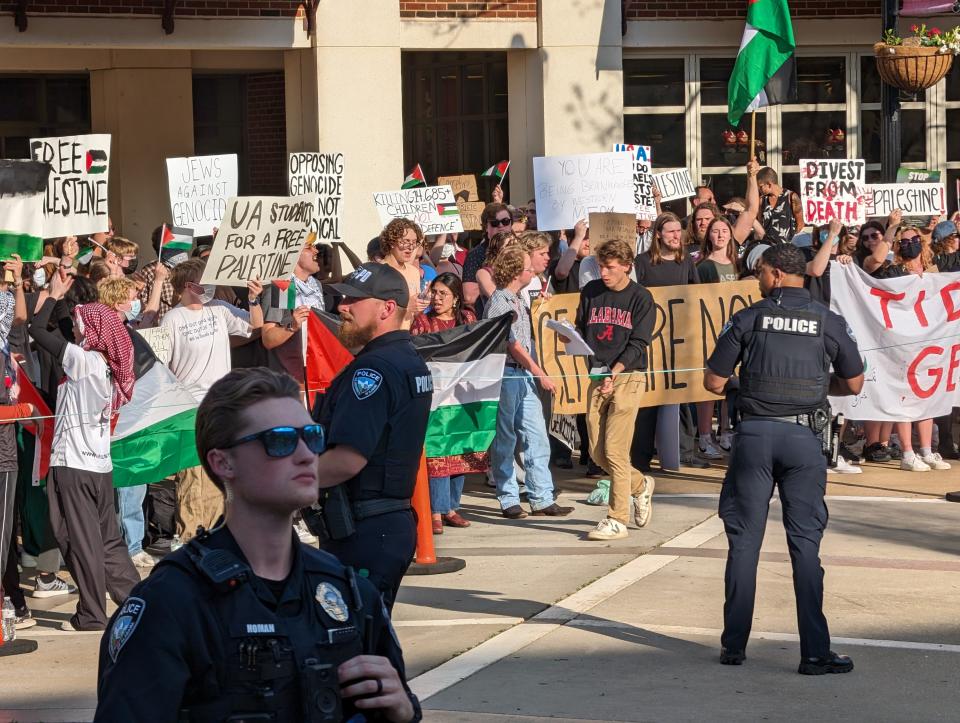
[533,151,635,232]
[200,195,315,286]
[167,154,239,237]
[372,185,464,234]
[29,134,111,238]
[288,152,344,242]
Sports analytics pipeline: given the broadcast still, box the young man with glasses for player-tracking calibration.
[96,367,421,723]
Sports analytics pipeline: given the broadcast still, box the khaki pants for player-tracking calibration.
[587,374,648,525]
[175,465,224,542]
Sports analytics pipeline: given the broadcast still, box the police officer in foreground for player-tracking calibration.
[703,244,864,675]
[304,263,432,612]
[96,367,421,722]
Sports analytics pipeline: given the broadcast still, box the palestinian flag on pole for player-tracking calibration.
[727,0,797,126]
[159,224,193,266]
[0,160,51,262]
[480,160,510,183]
[411,314,511,477]
[304,309,354,413]
[271,277,298,310]
[401,164,426,189]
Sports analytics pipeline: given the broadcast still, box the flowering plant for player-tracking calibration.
[881,24,960,54]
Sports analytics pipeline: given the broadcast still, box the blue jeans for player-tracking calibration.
[490,368,555,510]
[429,475,465,515]
[117,484,146,555]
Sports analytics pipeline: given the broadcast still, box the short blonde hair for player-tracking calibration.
[492,246,528,288]
[97,276,137,309]
[105,236,138,257]
[519,231,551,253]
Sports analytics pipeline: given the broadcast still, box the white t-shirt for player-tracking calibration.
[51,344,113,473]
[521,276,543,310]
[161,304,252,403]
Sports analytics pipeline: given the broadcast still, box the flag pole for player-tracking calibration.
[750,111,757,160]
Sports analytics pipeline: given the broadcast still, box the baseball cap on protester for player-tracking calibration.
[331,262,410,307]
[745,243,771,272]
[932,220,958,243]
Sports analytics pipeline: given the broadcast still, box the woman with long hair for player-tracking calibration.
[476,231,520,302]
[411,273,478,533]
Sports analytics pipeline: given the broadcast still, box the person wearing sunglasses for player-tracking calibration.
[462,202,513,310]
[95,367,421,723]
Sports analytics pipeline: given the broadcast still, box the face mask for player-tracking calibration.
[122,258,139,274]
[199,284,216,304]
[899,239,922,260]
[123,298,142,321]
[32,267,47,288]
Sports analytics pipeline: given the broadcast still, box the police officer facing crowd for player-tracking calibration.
[703,244,864,675]
[305,263,433,612]
[96,367,421,722]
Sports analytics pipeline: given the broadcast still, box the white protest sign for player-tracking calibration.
[200,195,314,286]
[864,183,945,218]
[136,326,172,365]
[29,134,110,237]
[166,154,238,237]
[652,168,696,202]
[800,159,867,226]
[613,144,657,220]
[828,261,960,421]
[533,151,635,232]
[288,152,344,242]
[372,185,464,234]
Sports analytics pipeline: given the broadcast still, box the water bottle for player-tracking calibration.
[1,596,15,643]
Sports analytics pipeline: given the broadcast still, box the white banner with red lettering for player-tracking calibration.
[828,261,960,421]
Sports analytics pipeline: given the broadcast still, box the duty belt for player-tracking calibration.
[351,498,411,520]
[742,413,814,427]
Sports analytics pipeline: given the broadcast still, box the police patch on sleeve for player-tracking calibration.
[352,369,383,400]
[719,319,734,337]
[845,323,857,343]
[108,596,146,662]
[316,582,349,622]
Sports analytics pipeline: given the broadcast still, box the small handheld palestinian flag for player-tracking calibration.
[480,160,510,187]
[401,164,426,190]
[271,277,298,310]
[436,204,460,217]
[159,224,194,267]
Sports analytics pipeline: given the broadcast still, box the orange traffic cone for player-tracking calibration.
[407,452,466,575]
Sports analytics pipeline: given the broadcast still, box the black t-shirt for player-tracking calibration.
[934,251,960,272]
[800,246,833,306]
[575,279,655,372]
[871,262,910,279]
[547,256,583,294]
[634,252,699,288]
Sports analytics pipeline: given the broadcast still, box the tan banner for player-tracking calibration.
[533,280,761,414]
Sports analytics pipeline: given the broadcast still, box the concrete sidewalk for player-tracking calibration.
[1,457,958,722]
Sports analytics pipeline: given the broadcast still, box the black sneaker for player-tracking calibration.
[885,443,903,460]
[938,444,960,460]
[586,462,606,479]
[863,442,891,463]
[838,444,863,464]
[720,648,745,665]
[501,505,528,519]
[798,651,854,675]
[531,503,575,517]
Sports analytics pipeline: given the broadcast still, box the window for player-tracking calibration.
[0,75,90,158]
[781,57,847,168]
[193,76,247,193]
[946,63,960,216]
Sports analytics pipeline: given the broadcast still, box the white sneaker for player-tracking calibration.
[901,454,931,472]
[130,550,156,568]
[295,520,318,544]
[631,476,656,527]
[587,517,628,541]
[718,431,734,452]
[829,457,862,474]
[32,575,78,598]
[698,439,724,459]
[921,452,951,470]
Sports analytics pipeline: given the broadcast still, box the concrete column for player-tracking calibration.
[507,50,545,208]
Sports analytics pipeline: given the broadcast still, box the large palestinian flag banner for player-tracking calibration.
[0,160,51,262]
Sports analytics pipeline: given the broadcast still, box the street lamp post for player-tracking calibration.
[881,0,902,182]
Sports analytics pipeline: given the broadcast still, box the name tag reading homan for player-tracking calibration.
[759,315,820,335]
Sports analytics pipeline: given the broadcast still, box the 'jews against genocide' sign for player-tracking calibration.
[613,144,657,220]
[167,154,239,237]
[201,195,314,286]
[864,183,945,218]
[29,134,111,238]
[800,159,867,226]
[533,281,761,414]
[288,152,344,242]
[533,152,635,232]
[652,168,696,203]
[373,185,464,234]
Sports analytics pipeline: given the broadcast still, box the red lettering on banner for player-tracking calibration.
[907,346,944,399]
[947,344,960,393]
[913,290,929,327]
[939,280,960,322]
[870,287,906,329]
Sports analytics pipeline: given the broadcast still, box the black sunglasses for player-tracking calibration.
[488,217,512,228]
[222,424,325,458]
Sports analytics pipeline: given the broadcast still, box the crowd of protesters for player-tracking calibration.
[0,159,958,636]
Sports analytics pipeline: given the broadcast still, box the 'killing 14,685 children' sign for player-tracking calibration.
[288,152,344,242]
[167,154,239,237]
[533,152,635,232]
[29,134,111,238]
[800,159,867,226]
[200,195,315,286]
[613,144,657,220]
[373,185,464,234]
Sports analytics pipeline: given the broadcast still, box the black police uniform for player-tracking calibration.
[312,329,432,612]
[706,286,862,661]
[95,525,421,722]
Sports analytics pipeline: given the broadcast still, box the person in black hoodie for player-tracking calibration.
[574,239,656,541]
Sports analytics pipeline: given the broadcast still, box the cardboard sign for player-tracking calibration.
[166,154,239,237]
[288,152,344,242]
[865,183,946,218]
[136,326,172,365]
[438,175,483,230]
[800,159,867,226]
[372,185,464,234]
[533,151,635,232]
[896,167,940,183]
[587,212,637,253]
[652,168,696,203]
[29,134,111,238]
[533,280,761,414]
[614,144,657,220]
[200,195,314,286]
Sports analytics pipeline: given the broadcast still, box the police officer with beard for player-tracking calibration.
[304,263,432,612]
[703,244,864,675]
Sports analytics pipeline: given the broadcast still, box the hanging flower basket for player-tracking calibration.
[873,43,954,93]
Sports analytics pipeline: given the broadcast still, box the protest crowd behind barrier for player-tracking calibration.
[0,131,959,639]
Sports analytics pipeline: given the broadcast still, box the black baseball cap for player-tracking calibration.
[331,262,410,307]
